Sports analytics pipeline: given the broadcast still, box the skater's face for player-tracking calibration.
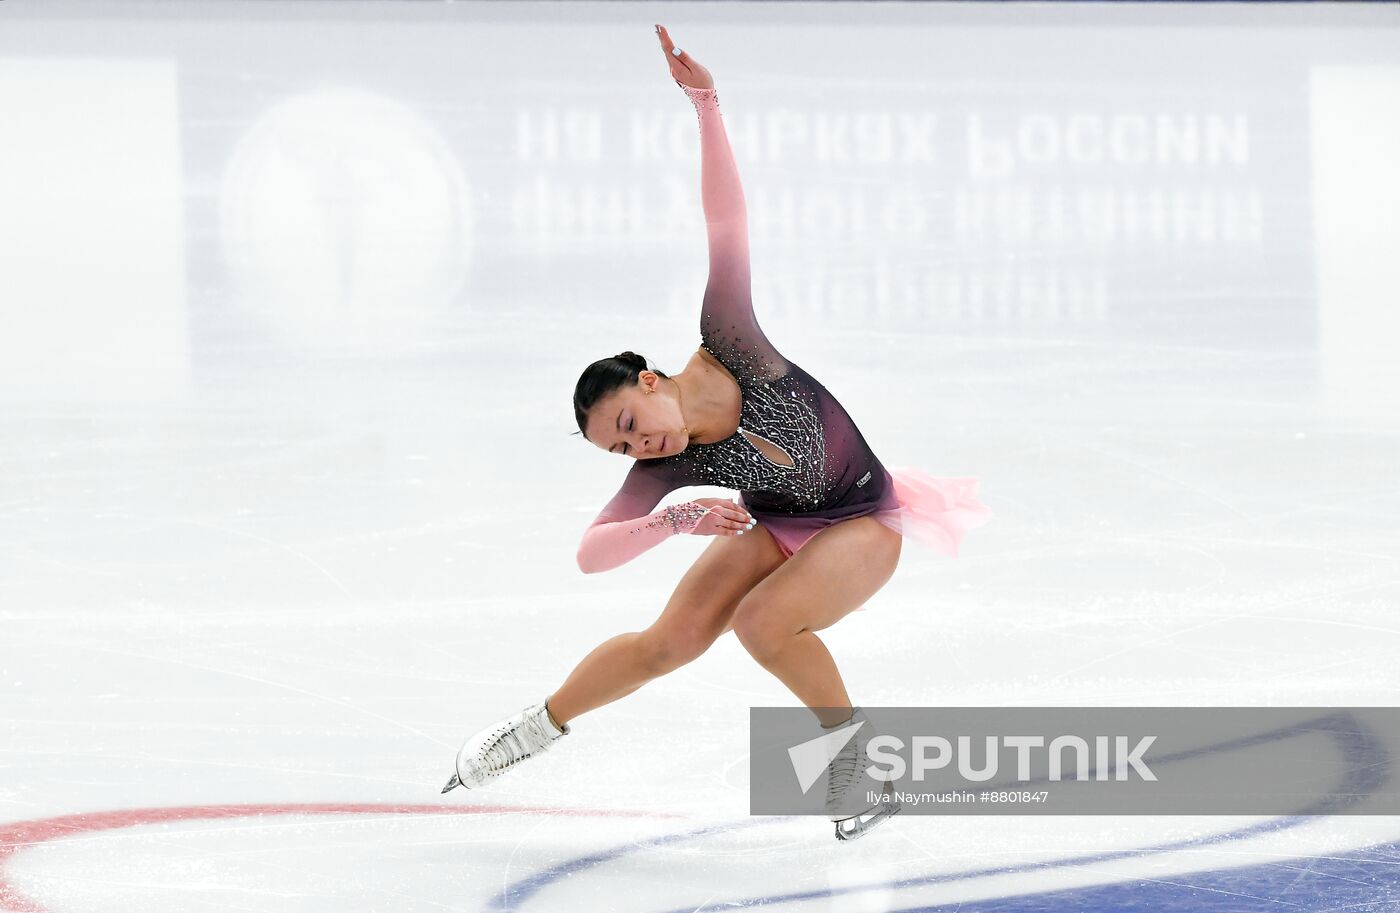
[585,373,686,460]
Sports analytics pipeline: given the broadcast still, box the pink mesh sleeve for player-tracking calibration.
[680,83,789,381]
[577,460,704,574]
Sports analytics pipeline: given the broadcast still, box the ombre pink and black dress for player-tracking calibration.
[582,83,993,569]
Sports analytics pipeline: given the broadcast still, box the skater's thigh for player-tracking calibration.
[650,522,787,644]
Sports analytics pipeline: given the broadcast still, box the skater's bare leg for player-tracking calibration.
[729,516,901,728]
[546,523,786,726]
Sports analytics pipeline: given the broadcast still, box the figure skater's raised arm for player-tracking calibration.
[656,25,787,379]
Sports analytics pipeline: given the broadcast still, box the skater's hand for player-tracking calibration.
[655,24,714,90]
[688,497,755,537]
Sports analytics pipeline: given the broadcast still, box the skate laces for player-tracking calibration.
[827,733,864,803]
[826,713,871,806]
[480,709,553,775]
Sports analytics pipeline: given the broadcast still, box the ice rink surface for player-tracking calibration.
[2,0,1400,909]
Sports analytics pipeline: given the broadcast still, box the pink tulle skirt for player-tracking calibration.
[741,467,994,561]
[870,466,995,558]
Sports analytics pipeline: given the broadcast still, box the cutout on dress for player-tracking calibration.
[739,427,795,469]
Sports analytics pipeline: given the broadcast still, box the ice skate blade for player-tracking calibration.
[833,800,901,842]
[441,773,463,793]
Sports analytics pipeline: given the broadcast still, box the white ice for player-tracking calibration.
[2,1,1399,911]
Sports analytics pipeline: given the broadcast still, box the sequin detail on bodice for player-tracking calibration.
[664,343,830,510]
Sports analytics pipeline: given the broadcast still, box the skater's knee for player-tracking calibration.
[639,623,716,673]
[731,601,788,662]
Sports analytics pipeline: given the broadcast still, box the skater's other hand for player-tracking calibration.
[655,24,714,90]
[688,497,755,536]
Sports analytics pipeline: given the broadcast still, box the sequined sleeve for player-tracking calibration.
[680,82,789,383]
[577,458,698,574]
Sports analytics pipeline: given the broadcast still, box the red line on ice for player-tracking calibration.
[0,802,684,913]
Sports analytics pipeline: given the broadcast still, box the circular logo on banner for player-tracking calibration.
[220,88,473,352]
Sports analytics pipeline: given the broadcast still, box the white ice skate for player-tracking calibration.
[824,707,902,841]
[441,700,570,793]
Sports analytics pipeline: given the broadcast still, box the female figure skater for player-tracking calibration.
[442,25,994,841]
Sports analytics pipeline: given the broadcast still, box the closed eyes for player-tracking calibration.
[613,417,634,455]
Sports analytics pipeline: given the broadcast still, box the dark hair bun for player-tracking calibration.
[572,350,668,442]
